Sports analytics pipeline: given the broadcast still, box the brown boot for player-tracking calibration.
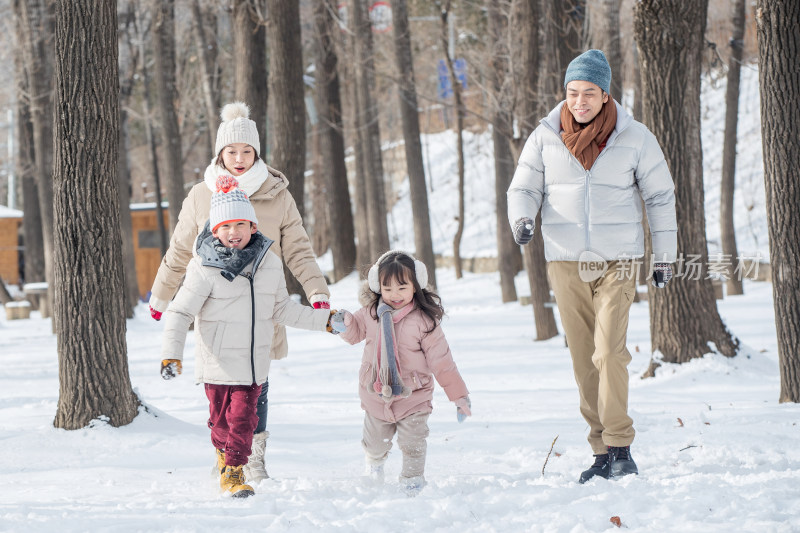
[220,465,255,498]
[211,448,225,477]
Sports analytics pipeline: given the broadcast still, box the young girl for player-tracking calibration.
[334,250,471,496]
[159,177,338,498]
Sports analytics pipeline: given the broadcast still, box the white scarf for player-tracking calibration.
[203,158,270,197]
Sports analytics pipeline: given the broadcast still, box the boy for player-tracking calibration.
[160,175,337,498]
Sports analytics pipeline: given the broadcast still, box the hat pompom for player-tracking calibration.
[216,175,239,193]
[220,102,250,122]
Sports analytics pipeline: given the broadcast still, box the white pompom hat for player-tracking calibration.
[215,102,260,156]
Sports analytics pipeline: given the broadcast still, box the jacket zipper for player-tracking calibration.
[245,272,256,385]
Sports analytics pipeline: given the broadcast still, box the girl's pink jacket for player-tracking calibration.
[339,304,469,423]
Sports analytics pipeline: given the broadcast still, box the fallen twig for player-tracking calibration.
[541,435,559,476]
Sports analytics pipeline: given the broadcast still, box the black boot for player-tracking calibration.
[608,446,638,479]
[578,453,609,484]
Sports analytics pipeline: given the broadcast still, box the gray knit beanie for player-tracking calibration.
[215,102,260,157]
[564,49,612,95]
[209,175,258,232]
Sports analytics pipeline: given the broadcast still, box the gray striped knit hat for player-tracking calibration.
[215,102,260,156]
[209,175,258,232]
[564,49,612,95]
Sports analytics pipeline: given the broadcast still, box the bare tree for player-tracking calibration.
[117,2,142,315]
[510,0,558,340]
[313,0,356,281]
[487,0,519,302]
[135,6,168,257]
[267,0,308,300]
[634,0,739,374]
[190,0,221,156]
[351,0,389,259]
[583,0,623,99]
[53,0,139,430]
[12,0,44,286]
[19,0,55,316]
[719,0,746,296]
[756,0,800,402]
[390,0,437,288]
[152,0,184,232]
[233,0,267,159]
[441,1,466,279]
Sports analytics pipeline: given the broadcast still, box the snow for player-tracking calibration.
[2,66,797,532]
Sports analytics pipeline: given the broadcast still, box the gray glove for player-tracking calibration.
[513,217,534,245]
[329,310,349,334]
[652,262,673,288]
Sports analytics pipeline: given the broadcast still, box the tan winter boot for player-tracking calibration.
[220,464,255,498]
[211,448,226,477]
[242,431,269,484]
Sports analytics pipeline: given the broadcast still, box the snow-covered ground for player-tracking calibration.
[3,66,798,532]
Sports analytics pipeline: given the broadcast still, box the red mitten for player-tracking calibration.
[311,294,330,310]
[150,305,163,321]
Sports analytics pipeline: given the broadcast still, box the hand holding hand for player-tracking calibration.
[150,305,163,321]
[652,262,673,288]
[513,217,534,245]
[160,359,182,380]
[455,396,472,423]
[329,310,351,334]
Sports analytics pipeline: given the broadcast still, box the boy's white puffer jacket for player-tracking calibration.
[507,100,677,262]
[160,231,331,386]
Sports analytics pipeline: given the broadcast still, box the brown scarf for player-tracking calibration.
[560,99,617,170]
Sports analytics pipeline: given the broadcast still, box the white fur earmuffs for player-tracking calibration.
[367,250,428,293]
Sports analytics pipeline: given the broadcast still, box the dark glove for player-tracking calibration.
[150,305,163,321]
[161,359,182,380]
[652,262,673,288]
[513,217,534,245]
[455,396,472,423]
[329,310,350,334]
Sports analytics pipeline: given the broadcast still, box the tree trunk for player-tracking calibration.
[118,4,141,315]
[12,0,44,286]
[583,0,623,99]
[510,0,558,339]
[53,0,139,430]
[136,4,168,257]
[634,0,739,374]
[352,0,389,259]
[557,0,585,80]
[313,0,356,282]
[152,0,184,232]
[267,0,308,301]
[233,0,267,160]
[488,0,518,302]
[441,2,465,279]
[190,0,220,156]
[720,0,746,296]
[390,0,437,288]
[344,25,371,273]
[309,123,330,256]
[19,0,55,317]
[756,0,800,402]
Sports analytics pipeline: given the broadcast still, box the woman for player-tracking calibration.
[149,102,330,484]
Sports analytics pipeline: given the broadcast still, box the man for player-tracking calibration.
[507,49,677,483]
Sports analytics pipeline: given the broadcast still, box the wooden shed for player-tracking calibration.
[130,203,170,300]
[0,205,23,286]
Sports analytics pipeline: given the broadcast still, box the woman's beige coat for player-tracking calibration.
[151,163,329,360]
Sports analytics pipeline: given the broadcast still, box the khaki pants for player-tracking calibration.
[362,411,430,478]
[548,261,637,454]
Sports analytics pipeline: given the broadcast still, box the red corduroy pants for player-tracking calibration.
[205,383,262,466]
